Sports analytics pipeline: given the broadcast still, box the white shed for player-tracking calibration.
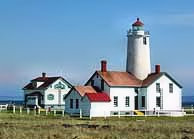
[64,86,97,115]
[65,86,111,117]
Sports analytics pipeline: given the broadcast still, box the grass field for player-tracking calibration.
[0,113,194,139]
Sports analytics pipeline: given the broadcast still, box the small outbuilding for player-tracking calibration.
[65,86,111,117]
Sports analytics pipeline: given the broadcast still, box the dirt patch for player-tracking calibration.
[181,128,194,134]
[62,123,112,129]
[75,124,99,129]
[62,124,73,128]
[182,135,190,139]
[101,125,111,129]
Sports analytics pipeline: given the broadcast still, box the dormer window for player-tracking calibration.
[54,82,65,89]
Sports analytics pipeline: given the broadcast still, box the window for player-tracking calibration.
[141,96,145,107]
[125,96,130,107]
[32,82,37,88]
[101,80,104,91]
[156,97,161,107]
[143,37,147,45]
[169,83,173,93]
[156,83,160,92]
[70,99,73,109]
[113,96,118,107]
[54,82,66,89]
[91,80,94,86]
[76,99,79,109]
[47,94,54,100]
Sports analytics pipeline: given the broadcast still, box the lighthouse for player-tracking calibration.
[126,18,151,80]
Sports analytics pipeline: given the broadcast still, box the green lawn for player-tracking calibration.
[0,113,194,139]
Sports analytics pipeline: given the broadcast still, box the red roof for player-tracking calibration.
[74,86,97,96]
[90,71,182,88]
[85,92,111,102]
[132,18,144,26]
[97,71,142,87]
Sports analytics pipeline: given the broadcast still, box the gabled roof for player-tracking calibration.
[87,71,182,88]
[96,71,142,87]
[142,72,182,88]
[85,93,111,102]
[23,76,72,90]
[74,86,97,96]
[64,85,97,99]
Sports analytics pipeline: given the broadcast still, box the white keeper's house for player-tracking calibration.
[64,18,183,117]
[23,73,72,109]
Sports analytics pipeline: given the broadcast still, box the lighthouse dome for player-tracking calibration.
[132,18,144,31]
[132,18,144,26]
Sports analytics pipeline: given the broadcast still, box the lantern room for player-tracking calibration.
[132,18,144,31]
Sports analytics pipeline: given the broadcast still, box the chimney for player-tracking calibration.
[101,60,107,72]
[42,72,46,78]
[155,65,160,74]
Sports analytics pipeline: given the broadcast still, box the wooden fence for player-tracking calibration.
[0,105,193,118]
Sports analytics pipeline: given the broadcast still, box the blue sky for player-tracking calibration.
[0,0,194,99]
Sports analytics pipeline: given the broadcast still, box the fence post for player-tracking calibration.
[6,104,8,111]
[54,110,56,116]
[89,109,92,120]
[34,107,36,116]
[13,105,16,114]
[79,109,82,119]
[38,108,40,115]
[157,110,159,117]
[118,111,120,118]
[131,111,133,117]
[104,111,106,119]
[46,109,48,116]
[20,107,22,114]
[27,108,30,115]
[145,110,147,117]
[62,110,64,117]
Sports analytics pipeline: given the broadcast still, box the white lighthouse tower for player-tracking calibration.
[126,18,151,80]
